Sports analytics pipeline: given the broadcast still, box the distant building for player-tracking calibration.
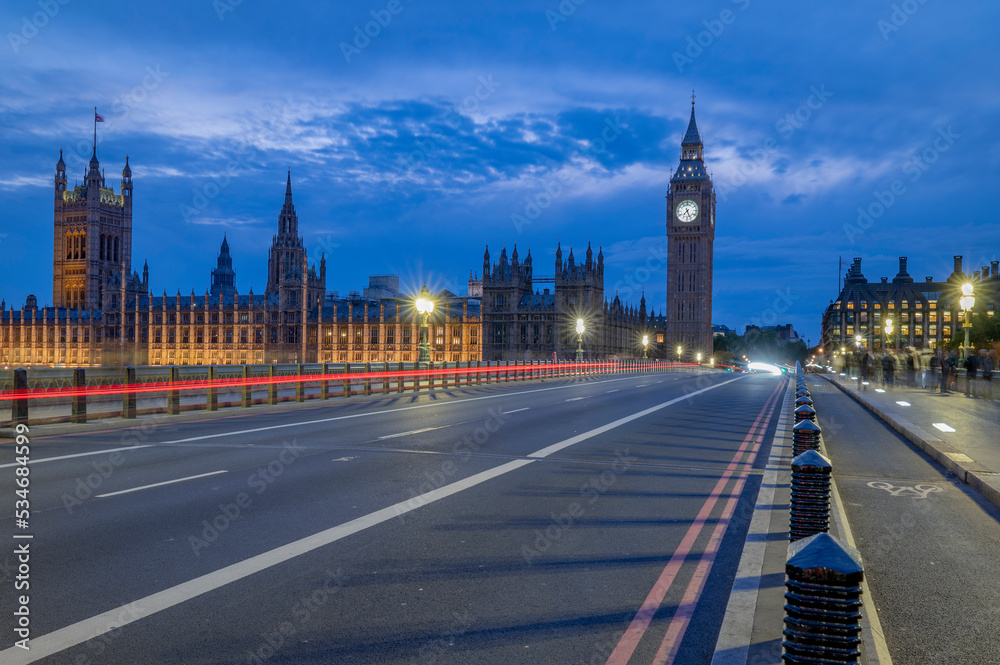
[744,323,802,346]
[362,275,401,300]
[820,256,1000,354]
[712,324,733,337]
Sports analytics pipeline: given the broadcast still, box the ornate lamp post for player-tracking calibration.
[884,317,894,351]
[575,318,585,361]
[415,285,434,363]
[642,334,649,359]
[960,282,975,360]
[676,345,683,362]
[696,352,702,364]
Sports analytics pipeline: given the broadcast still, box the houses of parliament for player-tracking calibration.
[0,101,717,367]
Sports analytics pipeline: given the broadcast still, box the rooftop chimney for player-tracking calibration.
[926,276,933,283]
[983,267,990,281]
[954,255,963,274]
[992,261,999,278]
[899,257,908,274]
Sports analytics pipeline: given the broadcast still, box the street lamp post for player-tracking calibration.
[415,285,434,363]
[884,317,894,351]
[575,318,585,362]
[696,352,702,365]
[960,282,975,360]
[676,345,682,363]
[642,334,649,360]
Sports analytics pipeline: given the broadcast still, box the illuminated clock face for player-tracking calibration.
[676,199,699,223]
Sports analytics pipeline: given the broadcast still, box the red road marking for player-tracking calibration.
[603,379,784,665]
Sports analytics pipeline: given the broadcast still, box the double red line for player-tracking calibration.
[605,378,786,665]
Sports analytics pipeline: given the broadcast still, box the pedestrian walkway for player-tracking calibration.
[825,372,1000,508]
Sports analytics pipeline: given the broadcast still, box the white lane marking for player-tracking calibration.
[160,375,645,445]
[332,456,357,462]
[96,470,228,498]
[505,408,530,414]
[565,396,590,402]
[932,423,956,433]
[377,427,439,440]
[896,401,911,406]
[606,390,619,393]
[0,374,745,665]
[636,384,647,387]
[0,444,155,469]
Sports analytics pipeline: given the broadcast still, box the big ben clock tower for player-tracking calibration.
[665,94,715,360]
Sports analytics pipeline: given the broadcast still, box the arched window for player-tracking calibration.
[114,236,120,262]
[100,234,105,261]
[80,232,86,259]
[66,232,72,259]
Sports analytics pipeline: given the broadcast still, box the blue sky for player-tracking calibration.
[1,0,998,344]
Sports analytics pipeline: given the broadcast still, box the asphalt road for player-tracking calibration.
[813,379,1000,665]
[1,370,786,665]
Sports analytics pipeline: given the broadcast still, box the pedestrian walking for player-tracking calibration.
[947,350,958,393]
[964,349,979,397]
[860,351,871,391]
[882,352,895,389]
[930,351,942,392]
[982,349,994,400]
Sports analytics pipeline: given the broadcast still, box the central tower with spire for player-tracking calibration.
[665,93,715,360]
[265,171,325,310]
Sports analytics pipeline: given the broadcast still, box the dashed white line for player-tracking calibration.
[565,396,591,402]
[505,407,530,414]
[0,444,155,469]
[96,470,228,498]
[606,390,619,393]
[377,427,439,440]
[158,375,646,445]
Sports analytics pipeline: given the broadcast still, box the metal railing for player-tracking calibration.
[2,359,715,428]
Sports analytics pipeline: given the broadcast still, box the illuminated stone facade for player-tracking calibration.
[820,256,1000,353]
[479,243,656,360]
[0,150,481,367]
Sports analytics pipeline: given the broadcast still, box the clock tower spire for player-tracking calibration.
[665,96,715,361]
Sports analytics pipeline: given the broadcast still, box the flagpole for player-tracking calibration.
[93,106,97,154]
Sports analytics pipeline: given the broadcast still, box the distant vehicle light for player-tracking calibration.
[747,362,782,375]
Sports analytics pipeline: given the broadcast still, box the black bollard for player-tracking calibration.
[783,532,864,664]
[792,419,822,456]
[789,450,832,542]
[794,404,817,423]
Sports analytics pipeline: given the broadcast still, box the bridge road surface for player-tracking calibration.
[1,370,786,665]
